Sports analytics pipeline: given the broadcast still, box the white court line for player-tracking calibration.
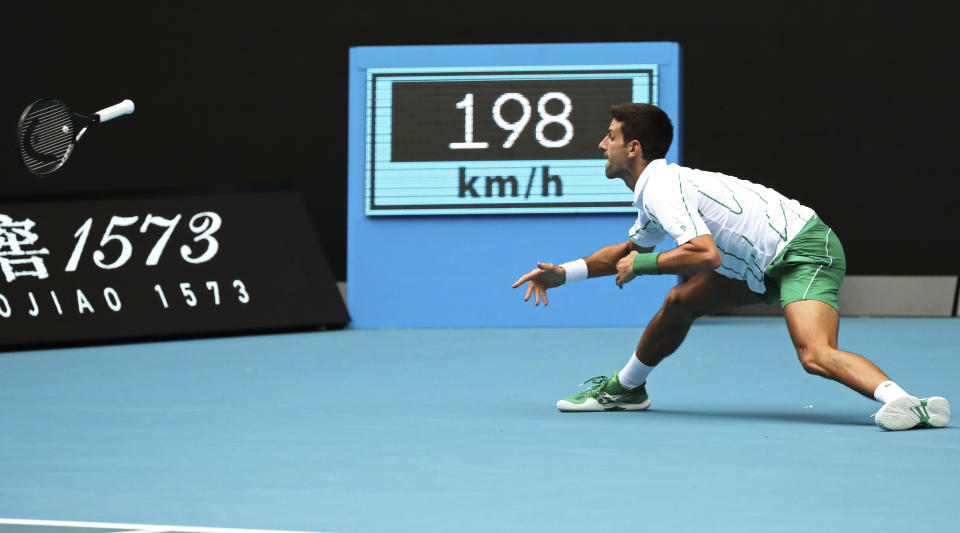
[0,518,333,533]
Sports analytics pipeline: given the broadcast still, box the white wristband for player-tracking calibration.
[560,259,588,284]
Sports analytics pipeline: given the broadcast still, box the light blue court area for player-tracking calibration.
[2,318,959,533]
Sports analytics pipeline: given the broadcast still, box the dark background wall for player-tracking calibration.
[3,1,957,278]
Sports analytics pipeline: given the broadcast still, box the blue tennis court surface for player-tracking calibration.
[0,519,324,532]
[2,317,958,532]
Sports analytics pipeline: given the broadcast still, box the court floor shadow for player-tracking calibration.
[640,407,877,427]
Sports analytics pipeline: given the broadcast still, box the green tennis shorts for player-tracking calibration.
[760,217,847,310]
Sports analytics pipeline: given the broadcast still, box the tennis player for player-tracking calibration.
[512,103,949,431]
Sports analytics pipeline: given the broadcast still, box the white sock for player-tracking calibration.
[619,353,654,390]
[874,380,910,404]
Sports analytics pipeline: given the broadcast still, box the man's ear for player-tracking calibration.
[628,139,644,159]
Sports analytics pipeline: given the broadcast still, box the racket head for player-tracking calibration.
[16,98,76,176]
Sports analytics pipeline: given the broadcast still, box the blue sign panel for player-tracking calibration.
[348,43,681,328]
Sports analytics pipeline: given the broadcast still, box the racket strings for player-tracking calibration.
[18,102,73,174]
[24,105,73,150]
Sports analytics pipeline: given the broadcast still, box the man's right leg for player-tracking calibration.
[557,271,761,412]
[635,270,761,366]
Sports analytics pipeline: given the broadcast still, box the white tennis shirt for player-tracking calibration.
[628,159,815,293]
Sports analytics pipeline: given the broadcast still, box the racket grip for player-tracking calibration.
[96,99,135,123]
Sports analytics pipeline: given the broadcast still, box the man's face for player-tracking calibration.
[599,119,632,179]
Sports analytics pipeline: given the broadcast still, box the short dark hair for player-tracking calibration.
[609,103,673,161]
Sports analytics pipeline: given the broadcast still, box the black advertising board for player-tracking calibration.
[0,188,349,350]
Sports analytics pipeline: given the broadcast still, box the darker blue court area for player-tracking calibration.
[2,317,958,533]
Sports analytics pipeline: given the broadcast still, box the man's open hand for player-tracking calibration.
[511,262,566,306]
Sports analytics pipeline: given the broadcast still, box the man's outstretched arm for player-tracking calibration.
[512,240,647,305]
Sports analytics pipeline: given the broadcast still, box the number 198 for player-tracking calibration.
[449,92,574,150]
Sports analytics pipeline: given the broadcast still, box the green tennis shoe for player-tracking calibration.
[873,395,950,431]
[556,371,651,412]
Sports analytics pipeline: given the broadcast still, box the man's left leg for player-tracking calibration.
[783,299,887,397]
[783,299,950,429]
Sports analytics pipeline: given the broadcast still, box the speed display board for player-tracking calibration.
[366,65,659,215]
[348,43,681,329]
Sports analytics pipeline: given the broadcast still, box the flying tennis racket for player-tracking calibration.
[16,98,135,176]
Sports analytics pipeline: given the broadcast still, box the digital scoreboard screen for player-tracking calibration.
[365,65,659,215]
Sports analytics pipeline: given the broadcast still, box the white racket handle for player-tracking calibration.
[96,99,135,123]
